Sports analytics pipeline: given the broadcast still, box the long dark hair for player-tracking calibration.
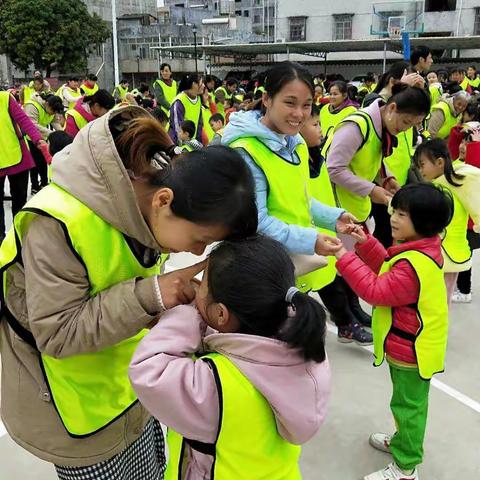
[84,89,115,110]
[112,112,257,238]
[414,138,465,187]
[208,236,327,362]
[374,61,410,94]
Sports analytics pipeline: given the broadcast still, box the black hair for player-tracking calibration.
[387,84,430,116]
[178,74,200,93]
[139,83,149,94]
[204,74,215,84]
[264,61,314,99]
[84,89,115,110]
[113,114,258,237]
[207,236,327,362]
[180,120,196,138]
[391,183,453,237]
[243,92,254,102]
[374,61,410,93]
[48,131,73,156]
[160,63,171,71]
[445,81,462,95]
[226,78,238,87]
[411,46,431,67]
[449,67,462,76]
[329,80,348,95]
[209,113,224,124]
[141,98,154,110]
[311,103,321,117]
[463,101,480,122]
[151,107,169,125]
[86,73,98,81]
[365,72,375,83]
[414,138,465,187]
[68,76,80,82]
[42,94,64,114]
[120,79,128,84]
[468,65,477,71]
[33,76,44,83]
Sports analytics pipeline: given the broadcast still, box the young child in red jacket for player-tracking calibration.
[335,183,453,480]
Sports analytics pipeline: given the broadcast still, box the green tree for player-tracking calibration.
[0,0,110,76]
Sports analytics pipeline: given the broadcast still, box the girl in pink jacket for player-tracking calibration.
[129,236,331,480]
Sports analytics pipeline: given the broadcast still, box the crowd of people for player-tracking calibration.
[0,44,479,480]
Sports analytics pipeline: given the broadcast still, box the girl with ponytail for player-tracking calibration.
[130,235,331,480]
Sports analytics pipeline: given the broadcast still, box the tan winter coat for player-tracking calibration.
[0,106,166,466]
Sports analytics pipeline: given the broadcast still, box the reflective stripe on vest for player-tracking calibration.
[322,111,382,222]
[155,79,177,116]
[0,92,22,169]
[436,170,471,266]
[431,101,461,139]
[0,183,166,437]
[319,104,357,140]
[25,99,55,127]
[372,250,448,380]
[297,157,337,291]
[165,354,301,480]
[384,128,414,187]
[229,137,328,290]
[173,92,202,137]
[65,108,89,132]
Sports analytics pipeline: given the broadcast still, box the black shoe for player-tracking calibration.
[350,303,372,328]
[338,322,373,346]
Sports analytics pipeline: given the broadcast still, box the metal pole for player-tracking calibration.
[262,0,265,37]
[193,31,198,74]
[383,40,387,73]
[266,0,270,42]
[111,0,120,86]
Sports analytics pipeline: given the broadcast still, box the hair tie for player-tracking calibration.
[285,286,299,304]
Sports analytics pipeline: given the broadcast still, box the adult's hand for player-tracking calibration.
[336,212,358,234]
[315,233,343,256]
[383,177,400,195]
[401,70,425,88]
[158,260,207,309]
[369,185,392,206]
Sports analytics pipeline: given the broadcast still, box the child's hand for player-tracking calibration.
[336,211,358,234]
[350,225,368,244]
[334,247,348,259]
[315,233,342,256]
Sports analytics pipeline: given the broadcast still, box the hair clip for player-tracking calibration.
[285,286,299,304]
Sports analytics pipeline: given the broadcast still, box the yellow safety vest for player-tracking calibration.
[435,169,471,267]
[202,106,215,142]
[372,250,448,380]
[165,354,301,480]
[172,92,202,138]
[384,128,414,187]
[65,107,89,132]
[112,84,129,101]
[215,86,232,117]
[323,111,382,222]
[229,137,328,291]
[25,99,55,127]
[0,92,22,169]
[431,101,461,139]
[81,83,99,96]
[428,85,442,107]
[154,79,177,116]
[254,86,266,95]
[0,183,166,437]
[320,104,357,140]
[468,77,480,89]
[460,77,470,91]
[297,153,337,290]
[56,85,82,109]
[22,85,35,105]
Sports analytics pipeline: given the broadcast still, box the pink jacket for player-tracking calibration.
[1,95,42,177]
[129,305,331,480]
[64,100,95,138]
[336,235,443,365]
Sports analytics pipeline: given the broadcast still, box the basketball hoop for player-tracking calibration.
[388,26,403,40]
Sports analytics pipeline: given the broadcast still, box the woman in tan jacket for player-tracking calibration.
[0,106,257,480]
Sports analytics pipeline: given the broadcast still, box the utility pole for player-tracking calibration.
[111,0,120,86]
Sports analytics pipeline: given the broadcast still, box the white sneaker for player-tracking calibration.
[369,432,392,453]
[452,292,472,303]
[364,462,419,480]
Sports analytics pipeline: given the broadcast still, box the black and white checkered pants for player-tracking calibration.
[55,418,166,480]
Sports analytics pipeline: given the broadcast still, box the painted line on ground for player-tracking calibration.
[326,323,480,414]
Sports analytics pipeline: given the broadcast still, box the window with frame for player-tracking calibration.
[289,16,307,41]
[333,14,353,40]
[475,8,480,35]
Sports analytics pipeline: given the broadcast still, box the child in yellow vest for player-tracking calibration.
[335,183,453,480]
[414,138,480,303]
[130,235,331,480]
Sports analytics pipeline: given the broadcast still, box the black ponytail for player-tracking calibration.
[388,83,431,116]
[277,291,326,362]
[208,236,327,363]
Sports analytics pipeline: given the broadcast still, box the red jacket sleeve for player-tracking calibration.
[448,125,463,160]
[354,234,388,274]
[336,252,419,307]
[465,142,480,169]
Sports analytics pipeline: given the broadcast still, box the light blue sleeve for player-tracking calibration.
[237,149,318,255]
[310,198,344,232]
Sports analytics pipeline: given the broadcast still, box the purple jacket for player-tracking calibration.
[1,95,42,177]
[129,304,331,480]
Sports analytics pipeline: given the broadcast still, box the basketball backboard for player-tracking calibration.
[371,0,425,37]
